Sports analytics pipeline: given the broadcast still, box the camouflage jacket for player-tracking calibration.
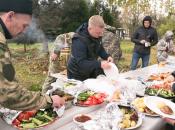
[52,32,75,54]
[0,24,52,111]
[157,38,174,62]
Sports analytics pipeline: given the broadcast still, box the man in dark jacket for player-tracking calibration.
[67,15,113,81]
[131,16,158,70]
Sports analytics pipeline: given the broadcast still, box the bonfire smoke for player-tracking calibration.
[26,17,49,53]
[11,17,49,54]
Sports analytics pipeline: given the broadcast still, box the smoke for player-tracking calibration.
[11,17,49,53]
[24,17,47,43]
[26,17,49,53]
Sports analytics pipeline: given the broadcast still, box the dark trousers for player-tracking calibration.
[131,52,150,70]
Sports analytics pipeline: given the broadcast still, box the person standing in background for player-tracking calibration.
[157,30,175,63]
[130,16,158,70]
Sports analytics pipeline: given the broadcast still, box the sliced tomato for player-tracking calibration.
[87,96,93,101]
[25,110,37,117]
[97,98,104,104]
[17,112,30,121]
[83,100,92,105]
[91,97,98,105]
[12,119,21,127]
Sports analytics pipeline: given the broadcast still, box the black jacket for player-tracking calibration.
[131,17,158,54]
[67,23,109,80]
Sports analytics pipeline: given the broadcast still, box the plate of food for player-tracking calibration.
[145,86,175,99]
[12,108,58,129]
[118,105,143,129]
[74,90,107,107]
[144,96,175,119]
[147,72,171,81]
[131,97,158,117]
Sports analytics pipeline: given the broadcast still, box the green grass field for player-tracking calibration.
[8,40,158,91]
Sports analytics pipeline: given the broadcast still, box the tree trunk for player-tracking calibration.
[24,43,27,52]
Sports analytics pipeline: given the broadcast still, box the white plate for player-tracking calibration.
[103,62,119,80]
[118,104,143,130]
[144,96,175,119]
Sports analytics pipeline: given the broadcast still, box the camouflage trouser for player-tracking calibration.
[157,51,168,63]
[42,50,70,94]
[42,57,61,94]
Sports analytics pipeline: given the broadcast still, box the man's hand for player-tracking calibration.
[51,95,65,108]
[140,40,146,44]
[50,53,58,61]
[163,118,175,125]
[107,56,113,63]
[101,61,111,69]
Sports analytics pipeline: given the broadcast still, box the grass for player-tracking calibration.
[9,43,48,91]
[8,40,158,91]
[117,40,157,72]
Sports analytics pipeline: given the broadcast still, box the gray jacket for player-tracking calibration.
[157,38,174,62]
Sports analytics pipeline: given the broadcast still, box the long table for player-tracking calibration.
[1,59,175,130]
[57,63,174,130]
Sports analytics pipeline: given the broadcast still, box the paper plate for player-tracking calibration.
[103,62,119,80]
[144,96,175,119]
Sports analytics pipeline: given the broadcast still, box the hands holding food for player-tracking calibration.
[51,95,65,108]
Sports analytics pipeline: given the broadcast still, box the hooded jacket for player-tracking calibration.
[131,16,158,54]
[67,23,109,81]
[157,31,174,62]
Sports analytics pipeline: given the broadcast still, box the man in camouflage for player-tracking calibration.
[157,30,175,63]
[0,0,65,111]
[42,32,75,93]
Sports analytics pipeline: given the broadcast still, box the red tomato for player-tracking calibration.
[17,112,30,121]
[87,96,93,101]
[97,98,104,104]
[83,100,92,105]
[12,119,21,127]
[92,97,98,105]
[25,110,37,117]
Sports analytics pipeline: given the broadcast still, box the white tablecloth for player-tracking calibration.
[1,57,175,130]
